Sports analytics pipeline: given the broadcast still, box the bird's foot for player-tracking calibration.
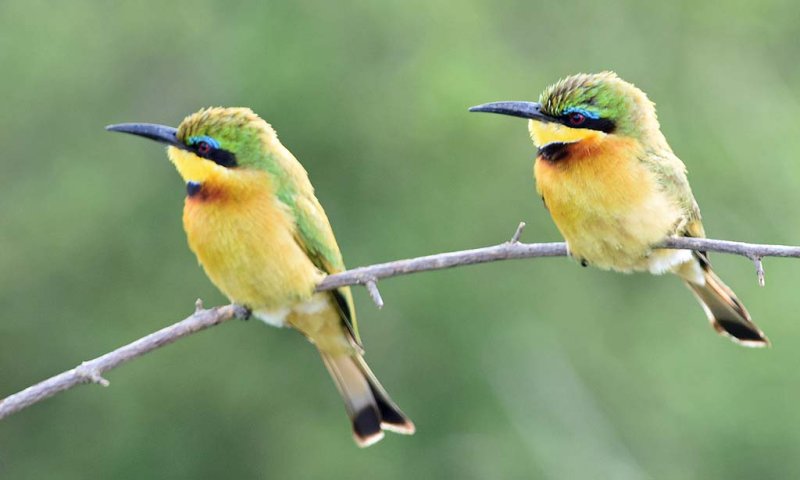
[235,305,252,321]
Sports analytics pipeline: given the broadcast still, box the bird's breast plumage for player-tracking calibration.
[534,136,687,272]
[181,169,323,310]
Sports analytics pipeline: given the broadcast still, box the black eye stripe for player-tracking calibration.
[192,143,238,168]
[558,114,615,133]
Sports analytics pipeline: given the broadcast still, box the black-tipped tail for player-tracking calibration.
[685,264,769,347]
[321,352,414,447]
[358,355,415,436]
[351,406,384,447]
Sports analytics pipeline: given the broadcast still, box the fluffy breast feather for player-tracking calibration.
[182,169,323,309]
[534,136,686,272]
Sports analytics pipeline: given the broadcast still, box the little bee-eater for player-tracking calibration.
[470,72,768,347]
[107,107,414,446]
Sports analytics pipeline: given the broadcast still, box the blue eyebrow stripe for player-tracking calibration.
[562,107,600,119]
[187,135,220,148]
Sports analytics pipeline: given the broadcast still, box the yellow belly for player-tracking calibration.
[170,147,353,355]
[182,174,322,310]
[534,137,684,272]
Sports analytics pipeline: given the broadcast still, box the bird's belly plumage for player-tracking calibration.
[173,160,353,355]
[182,187,322,311]
[534,138,686,273]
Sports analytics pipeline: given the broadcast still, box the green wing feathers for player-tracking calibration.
[293,194,360,343]
[272,149,359,343]
[644,149,704,238]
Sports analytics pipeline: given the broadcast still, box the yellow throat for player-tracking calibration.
[528,120,606,147]
[168,146,228,184]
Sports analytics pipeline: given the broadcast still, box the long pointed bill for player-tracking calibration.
[468,101,556,123]
[105,123,188,150]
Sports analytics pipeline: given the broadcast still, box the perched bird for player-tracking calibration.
[107,107,414,446]
[470,72,768,347]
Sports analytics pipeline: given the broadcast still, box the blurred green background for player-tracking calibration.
[2,0,800,478]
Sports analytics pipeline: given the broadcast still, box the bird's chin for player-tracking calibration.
[528,120,605,147]
[168,146,225,184]
[536,140,578,150]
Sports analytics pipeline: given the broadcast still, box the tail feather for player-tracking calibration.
[356,355,416,435]
[320,351,414,447]
[682,260,769,347]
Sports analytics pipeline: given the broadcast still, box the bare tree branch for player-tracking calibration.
[315,223,565,292]
[317,235,800,292]
[3,231,799,420]
[0,304,248,420]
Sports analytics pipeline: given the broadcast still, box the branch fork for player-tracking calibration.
[74,363,110,387]
[509,222,526,244]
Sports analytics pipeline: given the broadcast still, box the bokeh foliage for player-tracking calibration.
[2,0,800,478]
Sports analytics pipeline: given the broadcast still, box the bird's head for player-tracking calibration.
[470,72,662,151]
[107,107,282,187]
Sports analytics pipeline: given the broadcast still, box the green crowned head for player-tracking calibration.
[175,107,277,170]
[537,71,659,139]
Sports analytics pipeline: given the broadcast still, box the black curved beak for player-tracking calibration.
[468,101,556,123]
[106,123,188,150]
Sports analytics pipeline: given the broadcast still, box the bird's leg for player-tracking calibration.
[238,305,253,321]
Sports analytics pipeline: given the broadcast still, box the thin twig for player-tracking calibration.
[365,279,384,309]
[752,256,766,287]
[316,240,567,291]
[0,304,247,420]
[317,235,800,292]
[510,222,526,243]
[3,232,800,420]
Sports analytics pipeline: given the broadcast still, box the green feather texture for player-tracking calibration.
[539,71,658,138]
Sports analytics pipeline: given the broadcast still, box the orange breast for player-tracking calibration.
[534,136,683,271]
[182,170,322,309]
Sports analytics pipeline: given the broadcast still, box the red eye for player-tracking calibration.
[196,141,211,155]
[568,112,586,126]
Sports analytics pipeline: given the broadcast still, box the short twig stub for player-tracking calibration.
[365,279,385,309]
